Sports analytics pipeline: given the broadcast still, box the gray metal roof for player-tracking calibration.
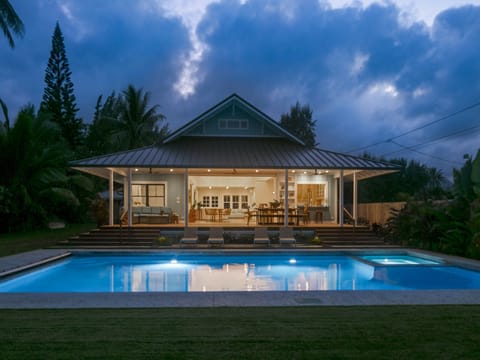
[70,137,398,171]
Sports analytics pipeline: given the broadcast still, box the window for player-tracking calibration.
[132,184,165,207]
[241,195,249,209]
[202,196,210,207]
[232,195,239,209]
[211,196,219,208]
[223,195,231,209]
[218,118,249,130]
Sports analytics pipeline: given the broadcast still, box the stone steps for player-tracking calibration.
[61,226,161,247]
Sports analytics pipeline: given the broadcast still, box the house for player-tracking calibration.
[71,94,397,227]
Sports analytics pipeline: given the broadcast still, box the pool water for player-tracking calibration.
[360,255,441,265]
[0,252,480,293]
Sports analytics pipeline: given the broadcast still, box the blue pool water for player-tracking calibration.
[1,252,480,292]
[360,254,441,265]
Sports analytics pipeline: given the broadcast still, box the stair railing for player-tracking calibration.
[343,207,356,228]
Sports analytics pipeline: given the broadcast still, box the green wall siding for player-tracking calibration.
[132,174,185,216]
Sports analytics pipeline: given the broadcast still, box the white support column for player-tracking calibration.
[339,170,344,227]
[184,168,189,227]
[123,175,128,223]
[284,169,289,227]
[353,171,358,227]
[127,168,132,227]
[109,169,114,226]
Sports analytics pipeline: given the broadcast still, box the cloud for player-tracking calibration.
[0,0,190,123]
[187,0,480,174]
[1,0,480,177]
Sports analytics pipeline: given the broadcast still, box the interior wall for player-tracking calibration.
[255,178,275,207]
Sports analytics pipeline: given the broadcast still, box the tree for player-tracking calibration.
[358,155,447,203]
[40,21,84,150]
[280,102,317,147]
[112,84,168,150]
[0,0,24,48]
[0,97,10,132]
[0,104,83,231]
[84,92,122,156]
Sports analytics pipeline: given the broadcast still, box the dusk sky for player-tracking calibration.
[1,0,480,177]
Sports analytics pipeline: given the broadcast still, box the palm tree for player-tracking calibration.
[0,0,25,48]
[112,84,167,150]
[0,105,88,231]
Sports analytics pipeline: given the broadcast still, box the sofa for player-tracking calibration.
[132,206,173,224]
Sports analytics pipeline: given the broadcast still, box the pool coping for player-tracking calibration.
[1,248,480,308]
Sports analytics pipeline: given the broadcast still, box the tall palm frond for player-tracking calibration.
[0,0,25,48]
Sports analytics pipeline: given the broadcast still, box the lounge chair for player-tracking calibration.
[279,227,296,247]
[180,227,198,246]
[208,227,224,247]
[254,227,270,247]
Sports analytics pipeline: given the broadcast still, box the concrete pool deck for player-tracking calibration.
[1,249,480,308]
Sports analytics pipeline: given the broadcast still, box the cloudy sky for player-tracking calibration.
[1,0,480,177]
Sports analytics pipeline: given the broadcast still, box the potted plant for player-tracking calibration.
[311,235,322,246]
[154,236,170,247]
[269,199,281,209]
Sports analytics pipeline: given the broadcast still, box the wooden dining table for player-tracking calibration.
[256,208,303,225]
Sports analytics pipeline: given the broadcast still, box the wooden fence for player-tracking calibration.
[357,202,406,225]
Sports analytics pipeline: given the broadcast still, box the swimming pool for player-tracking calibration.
[1,251,480,293]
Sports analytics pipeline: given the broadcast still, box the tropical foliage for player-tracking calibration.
[85,85,168,155]
[384,150,480,259]
[0,106,92,231]
[358,155,448,202]
[0,0,24,48]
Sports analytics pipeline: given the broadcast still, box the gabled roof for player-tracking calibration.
[163,93,305,145]
[71,137,397,172]
[71,93,399,177]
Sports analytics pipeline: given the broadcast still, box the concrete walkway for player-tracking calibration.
[1,249,480,308]
[0,249,71,277]
[1,289,480,308]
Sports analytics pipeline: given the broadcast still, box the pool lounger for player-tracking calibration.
[180,227,198,246]
[254,227,270,247]
[208,228,224,247]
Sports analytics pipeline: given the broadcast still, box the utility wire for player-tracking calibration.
[346,100,480,154]
[389,140,463,166]
[381,124,480,157]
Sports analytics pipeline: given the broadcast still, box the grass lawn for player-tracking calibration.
[0,223,95,257]
[0,306,479,359]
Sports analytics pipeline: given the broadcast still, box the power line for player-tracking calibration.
[346,100,480,154]
[381,124,480,157]
[389,140,463,166]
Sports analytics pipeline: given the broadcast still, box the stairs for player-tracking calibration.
[61,226,162,248]
[59,225,394,249]
[313,227,393,248]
